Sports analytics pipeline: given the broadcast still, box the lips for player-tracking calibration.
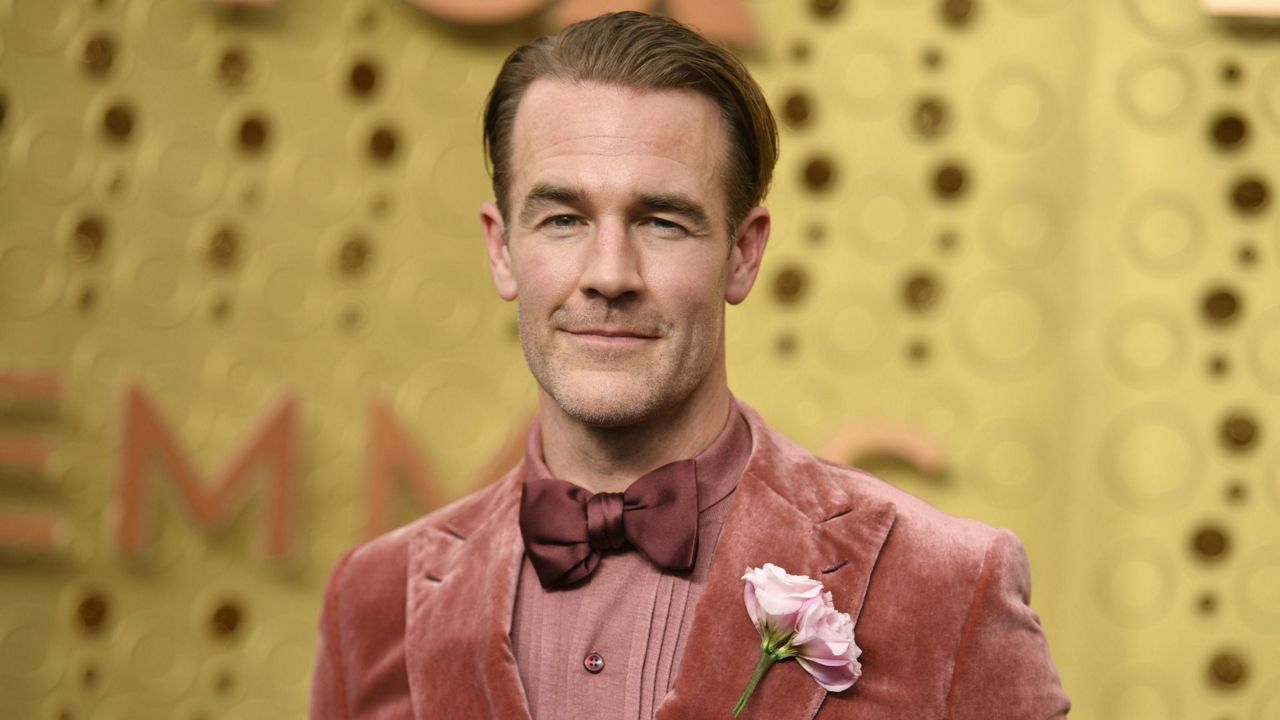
[567,328,658,339]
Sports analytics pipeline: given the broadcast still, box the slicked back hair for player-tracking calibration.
[482,11,778,236]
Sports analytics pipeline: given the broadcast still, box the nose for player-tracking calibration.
[578,218,643,300]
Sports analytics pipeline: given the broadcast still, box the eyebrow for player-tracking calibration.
[519,184,584,226]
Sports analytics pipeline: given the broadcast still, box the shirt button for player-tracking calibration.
[583,651,605,674]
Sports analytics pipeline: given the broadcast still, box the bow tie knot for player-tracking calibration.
[586,492,627,551]
[520,460,700,588]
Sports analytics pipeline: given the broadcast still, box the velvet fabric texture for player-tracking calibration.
[311,402,1070,719]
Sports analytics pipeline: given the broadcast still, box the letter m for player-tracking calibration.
[118,384,299,558]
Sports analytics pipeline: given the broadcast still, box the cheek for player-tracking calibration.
[514,248,576,310]
[652,263,727,328]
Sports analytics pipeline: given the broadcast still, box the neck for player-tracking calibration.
[537,369,733,494]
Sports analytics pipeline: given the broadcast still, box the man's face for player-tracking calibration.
[481,80,768,428]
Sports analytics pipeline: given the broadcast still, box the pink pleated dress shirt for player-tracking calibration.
[510,407,752,720]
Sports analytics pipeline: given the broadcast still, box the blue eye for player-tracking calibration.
[645,217,688,236]
[549,215,578,227]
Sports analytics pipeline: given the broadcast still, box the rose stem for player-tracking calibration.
[732,652,777,717]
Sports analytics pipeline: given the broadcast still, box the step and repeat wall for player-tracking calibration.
[2,0,1278,717]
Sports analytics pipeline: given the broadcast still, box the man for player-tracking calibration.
[311,12,1069,719]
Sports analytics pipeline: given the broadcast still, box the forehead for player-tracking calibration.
[507,79,729,207]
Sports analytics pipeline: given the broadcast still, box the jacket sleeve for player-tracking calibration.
[944,530,1070,719]
[311,549,354,720]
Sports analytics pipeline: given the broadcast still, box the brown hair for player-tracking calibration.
[482,11,778,234]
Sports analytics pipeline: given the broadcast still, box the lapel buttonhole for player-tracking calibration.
[821,507,853,523]
[820,559,848,575]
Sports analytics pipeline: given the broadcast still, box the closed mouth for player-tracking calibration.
[568,328,658,339]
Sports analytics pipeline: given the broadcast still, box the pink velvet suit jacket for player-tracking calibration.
[311,404,1071,719]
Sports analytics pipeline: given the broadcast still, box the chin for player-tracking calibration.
[551,381,667,428]
[543,371,693,429]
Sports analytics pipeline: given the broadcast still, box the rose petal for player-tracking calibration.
[797,656,863,692]
[742,564,825,639]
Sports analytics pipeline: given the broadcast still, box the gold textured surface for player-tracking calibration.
[2,0,1279,717]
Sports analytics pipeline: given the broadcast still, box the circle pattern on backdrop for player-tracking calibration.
[1202,284,1243,327]
[1118,53,1197,131]
[0,225,66,320]
[802,155,837,192]
[1093,538,1177,626]
[1247,304,1280,393]
[1124,0,1206,46]
[1100,665,1180,720]
[389,253,486,350]
[401,38,480,116]
[1236,545,1280,632]
[907,385,972,441]
[766,372,841,436]
[416,139,494,225]
[825,34,903,115]
[244,244,325,339]
[1259,58,1280,134]
[260,624,313,690]
[1122,190,1203,273]
[129,0,212,66]
[122,609,197,698]
[814,288,895,371]
[967,419,1051,508]
[975,64,1060,149]
[1100,403,1201,513]
[115,240,197,330]
[1105,304,1188,383]
[141,130,229,214]
[10,112,93,204]
[9,0,80,54]
[397,362,497,460]
[981,186,1063,267]
[841,174,922,262]
[1208,110,1249,152]
[952,278,1056,379]
[0,604,62,697]
[912,95,949,139]
[275,144,355,226]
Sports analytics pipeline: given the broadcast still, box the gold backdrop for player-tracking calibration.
[2,0,1279,718]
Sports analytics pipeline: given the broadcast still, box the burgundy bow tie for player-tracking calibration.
[519,460,699,589]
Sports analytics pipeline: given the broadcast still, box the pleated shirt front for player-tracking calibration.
[510,408,751,720]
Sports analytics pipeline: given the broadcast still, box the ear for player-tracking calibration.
[480,201,518,301]
[724,206,770,305]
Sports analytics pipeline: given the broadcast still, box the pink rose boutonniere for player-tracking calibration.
[732,563,862,717]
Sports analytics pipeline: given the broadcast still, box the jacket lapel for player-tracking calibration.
[404,473,533,720]
[657,407,897,719]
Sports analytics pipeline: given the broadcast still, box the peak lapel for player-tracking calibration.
[657,413,896,720]
[405,476,532,720]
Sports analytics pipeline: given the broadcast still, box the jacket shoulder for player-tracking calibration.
[808,459,1068,716]
[817,456,1000,559]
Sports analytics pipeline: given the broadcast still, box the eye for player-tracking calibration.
[538,214,583,236]
[644,217,688,236]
